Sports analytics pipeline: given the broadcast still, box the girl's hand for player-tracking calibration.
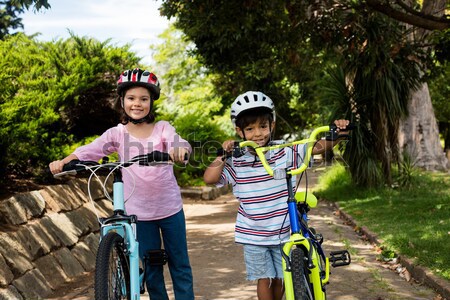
[49,160,65,174]
[170,147,189,163]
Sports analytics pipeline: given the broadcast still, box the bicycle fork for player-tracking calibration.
[101,222,141,299]
[282,233,330,300]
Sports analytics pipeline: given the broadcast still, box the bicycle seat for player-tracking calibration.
[294,191,318,208]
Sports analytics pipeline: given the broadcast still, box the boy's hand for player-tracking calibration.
[334,119,350,134]
[222,140,235,153]
[170,148,189,163]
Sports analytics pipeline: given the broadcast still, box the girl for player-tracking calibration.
[49,68,195,300]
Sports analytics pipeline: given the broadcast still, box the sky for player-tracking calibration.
[20,0,171,65]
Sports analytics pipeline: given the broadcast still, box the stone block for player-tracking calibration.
[43,184,81,211]
[80,204,101,232]
[72,241,96,272]
[83,233,100,255]
[52,248,85,278]
[66,180,89,203]
[0,285,23,300]
[0,233,33,277]
[201,186,219,200]
[45,213,80,247]
[0,196,28,225]
[94,199,114,217]
[13,268,52,299]
[0,254,13,286]
[34,254,68,289]
[23,191,46,218]
[77,177,108,201]
[38,188,62,212]
[34,217,63,250]
[14,227,47,261]
[66,206,99,235]
[180,187,203,199]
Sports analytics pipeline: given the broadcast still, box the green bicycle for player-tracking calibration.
[239,124,352,300]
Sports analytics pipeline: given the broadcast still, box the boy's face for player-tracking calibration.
[236,118,275,146]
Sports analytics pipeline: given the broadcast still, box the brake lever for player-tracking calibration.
[233,141,245,158]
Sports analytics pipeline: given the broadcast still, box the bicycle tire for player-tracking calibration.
[291,247,312,300]
[95,232,131,300]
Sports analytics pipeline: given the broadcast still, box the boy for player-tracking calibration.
[204,91,349,300]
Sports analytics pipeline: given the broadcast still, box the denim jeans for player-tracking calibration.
[137,209,194,300]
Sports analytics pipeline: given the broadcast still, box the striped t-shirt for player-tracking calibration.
[218,142,308,246]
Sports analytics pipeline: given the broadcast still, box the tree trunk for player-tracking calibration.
[398,83,448,171]
[398,0,449,171]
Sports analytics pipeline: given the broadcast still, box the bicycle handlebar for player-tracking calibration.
[239,124,353,178]
[54,151,176,179]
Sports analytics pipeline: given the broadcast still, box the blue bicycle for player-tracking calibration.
[54,151,173,300]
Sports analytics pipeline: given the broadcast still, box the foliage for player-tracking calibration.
[0,33,139,182]
[396,149,418,188]
[0,0,24,39]
[160,0,434,187]
[152,26,234,185]
[428,29,450,152]
[0,0,50,39]
[321,10,423,186]
[161,0,328,136]
[315,164,450,281]
[11,0,50,11]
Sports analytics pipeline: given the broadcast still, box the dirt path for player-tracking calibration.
[49,171,442,300]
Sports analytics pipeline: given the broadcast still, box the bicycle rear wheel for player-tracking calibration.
[95,232,131,300]
[291,247,313,300]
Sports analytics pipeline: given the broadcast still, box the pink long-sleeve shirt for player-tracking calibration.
[73,121,191,221]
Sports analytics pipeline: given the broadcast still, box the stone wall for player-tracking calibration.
[0,178,113,300]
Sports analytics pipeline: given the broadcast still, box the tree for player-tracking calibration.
[0,0,25,39]
[152,25,234,184]
[160,0,448,186]
[365,0,450,30]
[397,0,449,171]
[0,0,49,39]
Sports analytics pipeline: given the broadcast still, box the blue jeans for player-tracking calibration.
[137,209,194,300]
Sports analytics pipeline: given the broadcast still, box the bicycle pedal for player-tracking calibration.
[329,250,351,267]
[145,249,168,266]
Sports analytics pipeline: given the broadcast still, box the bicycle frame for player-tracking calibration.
[240,125,349,300]
[98,168,143,300]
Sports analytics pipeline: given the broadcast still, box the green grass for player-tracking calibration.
[314,163,450,281]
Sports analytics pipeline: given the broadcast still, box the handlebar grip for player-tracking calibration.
[329,122,356,131]
[62,159,81,171]
[146,151,171,162]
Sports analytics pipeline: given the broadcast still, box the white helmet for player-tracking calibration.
[230,91,276,127]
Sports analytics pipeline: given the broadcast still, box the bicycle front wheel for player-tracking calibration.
[95,232,131,300]
[291,247,313,300]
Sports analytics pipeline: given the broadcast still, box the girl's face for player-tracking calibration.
[236,118,275,146]
[122,86,152,121]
